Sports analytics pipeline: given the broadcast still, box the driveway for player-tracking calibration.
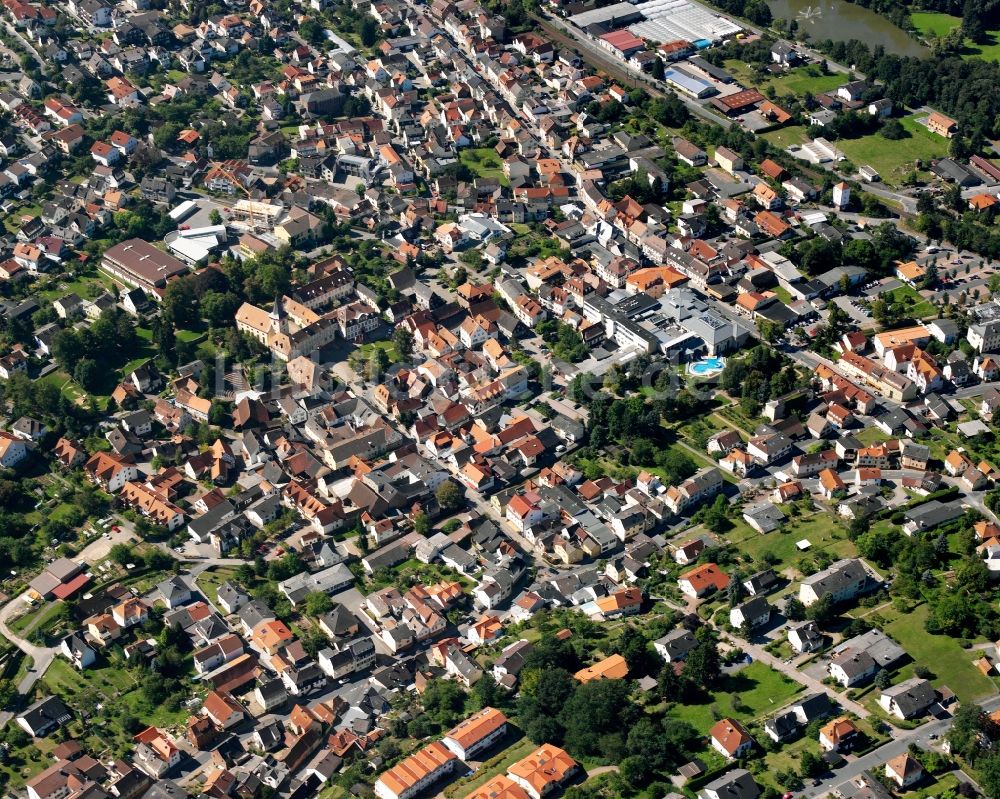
[0,593,58,696]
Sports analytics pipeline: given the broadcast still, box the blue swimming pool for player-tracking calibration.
[689,356,726,375]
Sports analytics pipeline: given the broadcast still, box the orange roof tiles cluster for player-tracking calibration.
[462,775,529,799]
[573,654,629,683]
[376,740,456,797]
[444,707,508,750]
[679,563,729,593]
[709,718,753,755]
[507,744,579,795]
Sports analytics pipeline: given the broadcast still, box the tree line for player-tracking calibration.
[812,37,1000,142]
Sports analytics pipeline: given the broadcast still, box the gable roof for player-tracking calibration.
[573,654,628,683]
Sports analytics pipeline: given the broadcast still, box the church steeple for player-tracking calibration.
[269,295,286,332]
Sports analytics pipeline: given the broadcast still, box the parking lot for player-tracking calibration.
[173,195,229,232]
[832,295,871,326]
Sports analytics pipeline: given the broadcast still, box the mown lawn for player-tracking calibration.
[880,284,937,319]
[668,661,801,731]
[906,772,958,799]
[44,613,200,734]
[731,120,807,151]
[883,604,996,702]
[195,565,240,605]
[771,284,793,304]
[911,11,1000,60]
[44,656,137,698]
[443,735,535,798]
[9,600,65,636]
[460,148,509,186]
[176,328,205,344]
[351,339,401,367]
[962,32,1000,60]
[769,69,844,97]
[759,735,824,793]
[728,511,857,577]
[910,11,960,38]
[837,115,949,186]
[574,439,735,488]
[854,426,894,445]
[721,61,843,97]
[33,273,116,303]
[119,687,195,729]
[37,369,101,408]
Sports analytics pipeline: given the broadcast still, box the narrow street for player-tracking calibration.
[800,693,1000,798]
[0,20,42,67]
[0,599,56,696]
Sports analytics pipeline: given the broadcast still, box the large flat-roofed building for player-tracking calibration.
[102,239,188,299]
[631,0,741,43]
[664,68,716,99]
[569,2,643,30]
[599,29,646,57]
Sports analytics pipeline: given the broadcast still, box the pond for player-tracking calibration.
[767,0,930,58]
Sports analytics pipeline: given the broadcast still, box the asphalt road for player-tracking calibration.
[801,694,1000,798]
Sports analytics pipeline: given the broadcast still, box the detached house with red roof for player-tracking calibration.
[90,140,121,167]
[969,193,998,213]
[678,563,729,598]
[110,130,138,157]
[507,744,580,799]
[201,691,246,730]
[43,97,82,126]
[84,451,138,492]
[506,493,543,533]
[133,727,181,778]
[106,76,141,105]
[54,437,86,469]
[819,717,861,752]
[710,718,754,759]
[592,587,643,619]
